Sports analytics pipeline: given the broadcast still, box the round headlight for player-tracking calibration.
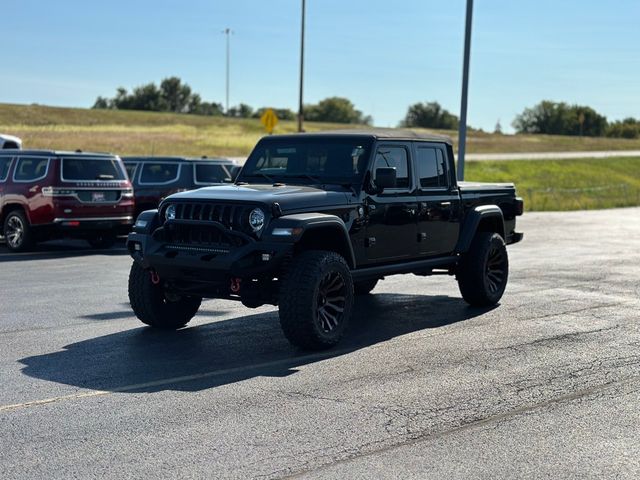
[248,208,265,232]
[165,204,176,221]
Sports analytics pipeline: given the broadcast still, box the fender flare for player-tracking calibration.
[455,205,505,253]
[131,209,160,234]
[264,212,356,268]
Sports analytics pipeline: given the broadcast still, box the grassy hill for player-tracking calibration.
[3,103,640,157]
[2,103,639,211]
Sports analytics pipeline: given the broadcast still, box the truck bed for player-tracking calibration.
[458,181,516,193]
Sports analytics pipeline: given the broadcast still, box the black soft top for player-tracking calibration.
[264,129,453,145]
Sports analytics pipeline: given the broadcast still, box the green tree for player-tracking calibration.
[400,102,459,129]
[92,96,110,109]
[160,77,192,113]
[606,117,640,139]
[513,100,607,137]
[305,97,371,124]
[253,107,296,121]
[91,77,225,116]
[227,103,254,118]
[129,83,166,111]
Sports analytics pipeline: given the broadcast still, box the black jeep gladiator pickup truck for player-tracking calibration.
[126,131,523,350]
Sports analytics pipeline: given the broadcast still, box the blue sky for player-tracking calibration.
[2,0,638,131]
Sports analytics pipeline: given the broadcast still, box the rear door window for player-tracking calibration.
[194,163,231,184]
[139,163,180,184]
[416,147,448,189]
[62,158,126,181]
[0,157,12,181]
[14,157,49,182]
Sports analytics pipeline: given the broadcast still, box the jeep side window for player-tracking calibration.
[416,147,448,188]
[0,157,11,181]
[372,146,409,189]
[14,157,49,182]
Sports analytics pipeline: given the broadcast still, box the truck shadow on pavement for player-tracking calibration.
[0,239,128,262]
[19,294,495,394]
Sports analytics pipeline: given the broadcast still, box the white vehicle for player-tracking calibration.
[0,134,22,149]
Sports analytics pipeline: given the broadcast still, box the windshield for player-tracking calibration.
[62,158,126,181]
[239,137,373,185]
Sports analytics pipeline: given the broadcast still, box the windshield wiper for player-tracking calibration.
[246,172,275,183]
[280,174,322,183]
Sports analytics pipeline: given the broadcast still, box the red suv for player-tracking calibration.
[0,150,135,251]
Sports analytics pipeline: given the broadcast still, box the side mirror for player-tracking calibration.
[374,167,397,191]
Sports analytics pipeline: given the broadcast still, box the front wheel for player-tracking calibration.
[128,262,201,329]
[457,232,509,306]
[279,250,354,350]
[3,210,35,252]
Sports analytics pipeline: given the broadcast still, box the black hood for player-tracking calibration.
[166,183,352,212]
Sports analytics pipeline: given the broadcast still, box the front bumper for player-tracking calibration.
[126,230,293,284]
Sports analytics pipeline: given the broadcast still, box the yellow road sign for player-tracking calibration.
[260,108,279,134]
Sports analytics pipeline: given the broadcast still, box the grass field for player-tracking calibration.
[466,157,640,211]
[2,103,640,211]
[3,103,640,157]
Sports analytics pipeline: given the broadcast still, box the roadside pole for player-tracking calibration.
[297,0,306,132]
[223,28,233,114]
[457,0,473,181]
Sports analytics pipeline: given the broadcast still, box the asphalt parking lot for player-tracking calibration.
[1,208,639,479]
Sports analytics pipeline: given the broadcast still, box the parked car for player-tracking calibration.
[126,131,524,350]
[0,150,134,251]
[122,156,240,217]
[0,134,22,149]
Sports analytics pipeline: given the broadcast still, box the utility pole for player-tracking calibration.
[297,0,306,132]
[222,28,233,114]
[457,0,473,181]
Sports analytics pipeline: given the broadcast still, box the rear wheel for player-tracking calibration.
[279,250,354,350]
[128,262,201,329]
[3,210,35,252]
[457,231,509,306]
[354,279,379,295]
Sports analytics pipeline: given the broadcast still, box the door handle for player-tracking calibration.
[440,201,451,207]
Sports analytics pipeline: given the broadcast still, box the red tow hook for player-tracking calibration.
[230,277,242,293]
[150,270,161,285]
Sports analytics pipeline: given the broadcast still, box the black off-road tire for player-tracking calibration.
[354,279,379,295]
[87,232,117,249]
[128,262,201,329]
[279,250,354,350]
[457,231,509,307]
[3,210,35,252]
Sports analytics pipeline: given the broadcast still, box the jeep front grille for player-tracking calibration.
[172,202,245,228]
[162,202,251,249]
